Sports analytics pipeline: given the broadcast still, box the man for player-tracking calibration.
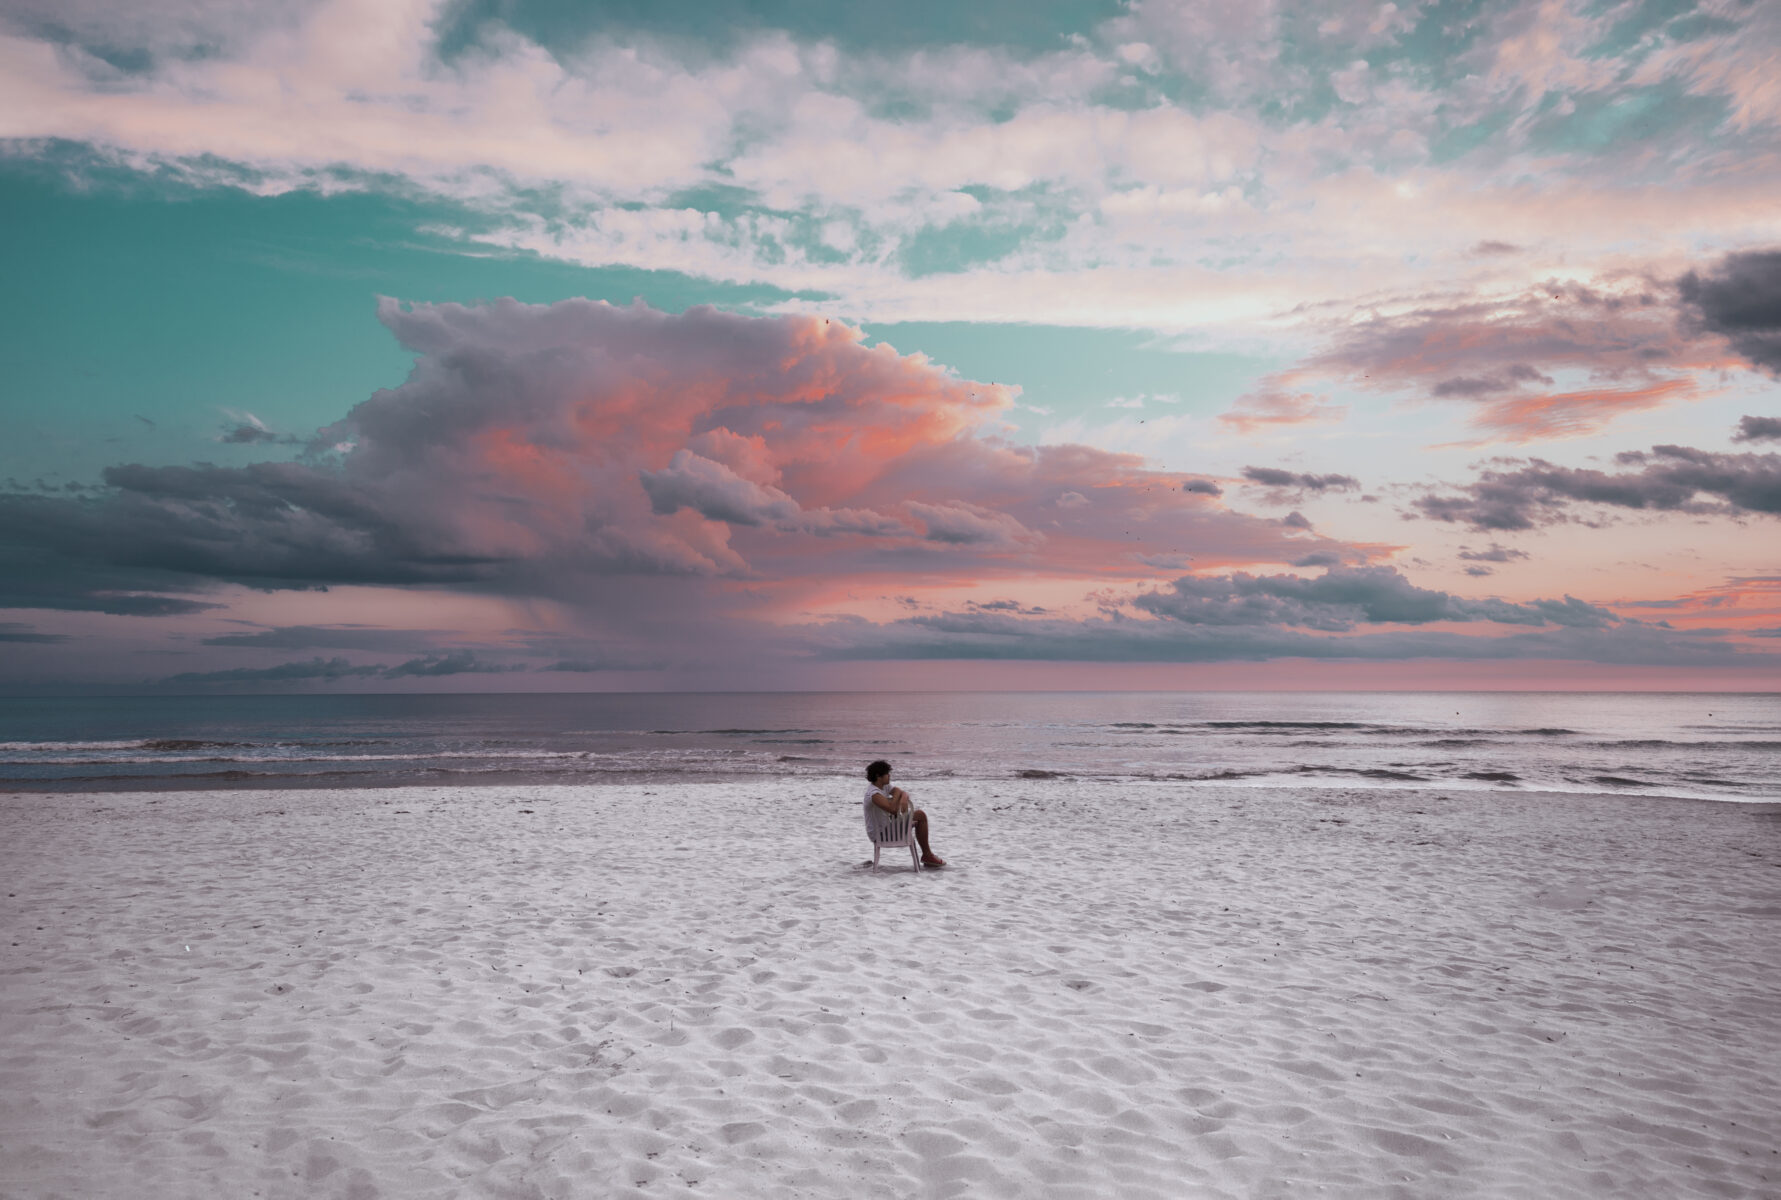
[863,759,945,868]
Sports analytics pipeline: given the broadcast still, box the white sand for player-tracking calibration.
[2,779,1779,1199]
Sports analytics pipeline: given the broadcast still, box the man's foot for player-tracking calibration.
[922,854,947,868]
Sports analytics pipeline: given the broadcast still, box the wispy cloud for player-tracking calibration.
[2,0,1777,330]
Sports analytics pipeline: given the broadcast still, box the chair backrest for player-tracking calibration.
[870,805,916,845]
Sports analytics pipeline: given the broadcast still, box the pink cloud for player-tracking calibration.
[1251,272,1755,443]
[0,300,1371,664]
[1465,378,1696,442]
[1216,373,1347,432]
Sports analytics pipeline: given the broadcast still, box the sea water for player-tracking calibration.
[1,691,1776,802]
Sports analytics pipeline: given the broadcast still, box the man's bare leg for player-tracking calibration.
[913,809,945,867]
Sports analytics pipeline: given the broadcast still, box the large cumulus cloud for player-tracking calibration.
[0,298,1355,629]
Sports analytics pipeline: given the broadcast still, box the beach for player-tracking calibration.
[2,779,1778,1199]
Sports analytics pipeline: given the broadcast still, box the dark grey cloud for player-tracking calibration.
[157,648,520,687]
[219,421,301,445]
[1414,445,1781,531]
[160,656,384,687]
[383,650,519,678]
[1130,566,1616,632]
[969,599,1049,615]
[1281,511,1312,530]
[1429,363,1552,398]
[1463,566,1493,577]
[1458,544,1530,563]
[1180,478,1222,496]
[1678,249,1781,375]
[0,538,225,615]
[0,622,68,643]
[640,451,799,527]
[806,606,1755,670]
[1241,467,1361,495]
[201,625,446,653]
[1734,415,1781,443]
[0,458,507,615]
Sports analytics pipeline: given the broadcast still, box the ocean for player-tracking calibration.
[0,691,1776,802]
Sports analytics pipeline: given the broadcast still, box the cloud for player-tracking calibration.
[1458,544,1530,564]
[0,621,67,643]
[804,599,1756,670]
[641,450,801,528]
[968,598,1048,615]
[1217,378,1346,433]
[1428,363,1552,398]
[0,300,1008,606]
[1414,445,1781,531]
[156,647,520,686]
[1179,479,1221,496]
[219,414,301,445]
[382,649,517,678]
[0,537,226,614]
[1293,277,1724,441]
[200,625,445,653]
[1131,566,1617,632]
[159,656,384,686]
[3,0,1779,339]
[1733,415,1781,443]
[907,501,1033,547]
[0,299,1360,656]
[1678,249,1781,375]
[1289,551,1353,568]
[1240,466,1361,503]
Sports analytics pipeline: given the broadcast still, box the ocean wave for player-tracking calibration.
[0,740,152,752]
[1577,738,1781,751]
[1200,721,1378,730]
[649,728,823,736]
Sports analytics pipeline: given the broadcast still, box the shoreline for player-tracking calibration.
[4,780,1779,1197]
[1,772,1775,805]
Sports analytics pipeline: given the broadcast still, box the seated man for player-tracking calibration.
[863,759,945,867]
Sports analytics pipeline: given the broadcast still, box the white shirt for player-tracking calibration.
[863,783,901,839]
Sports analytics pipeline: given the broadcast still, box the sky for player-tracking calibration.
[1,0,1779,693]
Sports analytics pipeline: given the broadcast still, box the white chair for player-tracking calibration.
[867,805,922,872]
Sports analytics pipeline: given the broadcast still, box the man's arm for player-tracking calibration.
[870,786,910,814]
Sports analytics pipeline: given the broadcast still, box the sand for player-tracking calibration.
[2,778,1778,1199]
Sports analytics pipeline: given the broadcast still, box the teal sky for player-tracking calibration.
[1,162,1275,488]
